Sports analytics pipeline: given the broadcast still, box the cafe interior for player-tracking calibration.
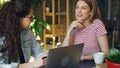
[0,0,120,68]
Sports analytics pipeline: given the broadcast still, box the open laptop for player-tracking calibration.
[45,43,84,68]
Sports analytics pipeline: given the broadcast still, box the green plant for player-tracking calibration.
[29,15,50,35]
[0,0,10,7]
[105,48,120,64]
[29,0,51,36]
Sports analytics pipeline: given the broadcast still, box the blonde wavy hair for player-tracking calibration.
[78,0,101,22]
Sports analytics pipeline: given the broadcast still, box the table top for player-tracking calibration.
[79,60,95,68]
[39,60,107,68]
[96,63,107,68]
[79,60,107,68]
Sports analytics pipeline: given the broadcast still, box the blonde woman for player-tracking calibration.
[62,0,109,62]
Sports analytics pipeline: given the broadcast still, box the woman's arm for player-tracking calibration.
[18,62,34,68]
[62,32,73,46]
[0,60,34,68]
[98,34,109,56]
[18,56,44,68]
[62,24,74,46]
[62,20,84,46]
[81,55,93,61]
[80,34,109,61]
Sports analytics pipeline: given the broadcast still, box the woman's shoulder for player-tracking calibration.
[92,19,105,26]
[94,19,105,25]
[93,19,104,24]
[21,29,33,35]
[20,29,35,40]
[90,19,106,30]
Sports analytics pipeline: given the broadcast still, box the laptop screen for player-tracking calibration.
[45,43,84,68]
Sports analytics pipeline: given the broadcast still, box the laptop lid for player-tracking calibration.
[45,43,84,68]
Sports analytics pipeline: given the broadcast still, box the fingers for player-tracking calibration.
[33,58,43,68]
[71,20,84,29]
[67,20,84,33]
[42,57,47,65]
[76,23,84,29]
[38,52,48,59]
[41,52,48,59]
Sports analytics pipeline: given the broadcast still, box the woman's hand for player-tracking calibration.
[68,20,84,33]
[42,57,47,65]
[18,54,48,68]
[80,55,94,61]
[32,56,44,68]
[32,53,48,68]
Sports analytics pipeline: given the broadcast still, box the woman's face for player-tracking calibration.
[75,0,92,22]
[20,9,33,30]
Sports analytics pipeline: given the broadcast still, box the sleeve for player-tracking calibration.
[30,30,46,59]
[0,63,18,68]
[0,38,19,68]
[11,62,19,68]
[95,19,107,37]
[0,53,19,68]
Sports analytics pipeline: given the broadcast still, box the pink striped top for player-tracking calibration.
[71,19,107,56]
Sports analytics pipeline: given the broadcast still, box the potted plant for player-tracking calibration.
[105,48,120,68]
[29,15,50,36]
[29,0,50,41]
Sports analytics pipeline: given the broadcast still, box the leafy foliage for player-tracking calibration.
[29,0,49,36]
[105,48,120,64]
[0,0,10,7]
[29,15,50,35]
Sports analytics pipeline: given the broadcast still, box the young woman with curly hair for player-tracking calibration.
[0,0,46,68]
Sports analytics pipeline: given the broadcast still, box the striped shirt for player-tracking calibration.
[71,19,107,56]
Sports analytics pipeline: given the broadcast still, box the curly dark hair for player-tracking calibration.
[0,0,31,63]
